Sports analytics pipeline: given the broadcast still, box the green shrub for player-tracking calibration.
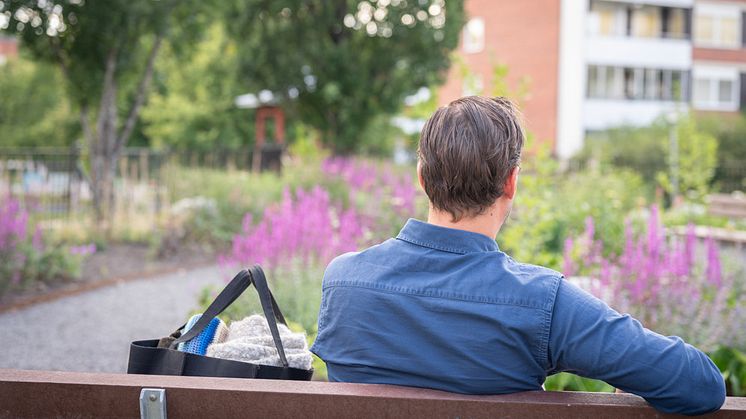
[501,142,650,269]
[544,373,614,393]
[698,115,746,193]
[1,199,83,297]
[573,122,669,181]
[710,347,746,396]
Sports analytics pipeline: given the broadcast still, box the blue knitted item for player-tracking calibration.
[177,314,221,355]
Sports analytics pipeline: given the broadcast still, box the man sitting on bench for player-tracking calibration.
[311,96,726,415]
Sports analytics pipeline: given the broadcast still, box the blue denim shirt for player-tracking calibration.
[311,219,726,415]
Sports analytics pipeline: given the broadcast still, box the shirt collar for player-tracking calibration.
[396,218,500,254]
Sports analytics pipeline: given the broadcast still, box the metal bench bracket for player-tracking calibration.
[140,388,167,419]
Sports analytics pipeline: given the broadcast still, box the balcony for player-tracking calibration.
[583,99,687,131]
[586,36,692,68]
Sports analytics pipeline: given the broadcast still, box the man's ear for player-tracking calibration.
[503,166,520,200]
[417,160,426,191]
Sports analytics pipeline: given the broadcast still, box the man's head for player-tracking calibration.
[417,96,524,223]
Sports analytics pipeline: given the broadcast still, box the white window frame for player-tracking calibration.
[694,3,742,49]
[587,1,628,38]
[462,18,485,54]
[692,65,740,111]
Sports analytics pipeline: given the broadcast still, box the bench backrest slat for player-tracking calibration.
[1,369,745,418]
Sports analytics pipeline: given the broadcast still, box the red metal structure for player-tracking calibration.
[253,106,285,172]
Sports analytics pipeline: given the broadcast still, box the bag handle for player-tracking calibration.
[171,265,290,368]
[247,265,289,367]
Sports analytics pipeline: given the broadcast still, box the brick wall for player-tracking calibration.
[438,0,562,149]
[0,38,19,59]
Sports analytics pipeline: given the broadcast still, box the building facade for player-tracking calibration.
[0,36,18,65]
[439,0,746,159]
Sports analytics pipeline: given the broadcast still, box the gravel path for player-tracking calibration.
[0,265,228,373]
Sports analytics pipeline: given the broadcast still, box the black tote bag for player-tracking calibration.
[127,265,313,380]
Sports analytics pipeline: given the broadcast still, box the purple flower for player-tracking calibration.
[69,243,96,256]
[705,237,722,288]
[224,185,365,270]
[563,205,740,351]
[562,237,575,277]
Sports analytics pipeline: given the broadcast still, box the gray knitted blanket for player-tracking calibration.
[206,315,312,370]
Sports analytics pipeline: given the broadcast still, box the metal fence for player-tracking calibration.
[3,146,742,228]
[0,146,168,226]
[0,146,281,228]
[0,146,83,218]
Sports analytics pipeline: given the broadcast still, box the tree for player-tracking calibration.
[226,0,464,152]
[140,24,250,153]
[0,0,211,228]
[0,56,78,147]
[656,116,718,202]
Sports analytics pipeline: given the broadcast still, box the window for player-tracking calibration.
[462,18,484,54]
[644,69,660,100]
[587,66,623,99]
[694,79,710,102]
[589,1,690,39]
[694,6,741,48]
[664,8,688,39]
[631,6,662,38]
[588,65,688,101]
[719,80,734,103]
[588,1,627,37]
[588,66,601,97]
[692,71,739,110]
[670,71,686,101]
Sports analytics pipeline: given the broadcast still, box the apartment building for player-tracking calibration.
[692,0,746,113]
[439,0,746,159]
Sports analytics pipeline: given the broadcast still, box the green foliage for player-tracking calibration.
[698,115,746,193]
[163,165,289,244]
[656,116,718,201]
[452,56,531,105]
[287,124,328,162]
[162,157,349,247]
[1,239,82,297]
[711,347,746,396]
[575,122,669,181]
[22,242,82,283]
[0,56,78,147]
[208,261,326,333]
[663,202,746,230]
[544,373,615,393]
[500,139,649,269]
[140,24,250,152]
[487,62,531,100]
[226,0,465,152]
[355,114,405,157]
[499,140,563,268]
[576,116,721,200]
[1,0,212,104]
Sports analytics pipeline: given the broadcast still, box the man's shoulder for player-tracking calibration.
[503,256,564,283]
[322,239,395,280]
[324,241,563,305]
[497,256,564,303]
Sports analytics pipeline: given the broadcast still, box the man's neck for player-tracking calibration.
[426,207,505,240]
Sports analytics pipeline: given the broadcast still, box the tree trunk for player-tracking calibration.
[89,48,119,232]
[86,35,163,234]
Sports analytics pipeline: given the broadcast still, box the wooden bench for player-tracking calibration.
[708,193,746,220]
[1,369,745,418]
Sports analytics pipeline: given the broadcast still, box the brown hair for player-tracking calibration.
[417,96,524,222]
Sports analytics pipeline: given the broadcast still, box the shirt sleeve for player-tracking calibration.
[547,278,726,415]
